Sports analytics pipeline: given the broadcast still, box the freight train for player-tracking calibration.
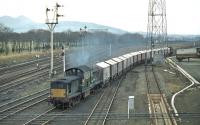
[176,47,200,61]
[48,47,172,108]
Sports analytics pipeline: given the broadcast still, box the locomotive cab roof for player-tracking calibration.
[66,65,91,73]
[65,65,91,77]
[51,75,81,85]
[76,65,91,72]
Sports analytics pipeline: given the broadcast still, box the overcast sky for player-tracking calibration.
[1,0,200,35]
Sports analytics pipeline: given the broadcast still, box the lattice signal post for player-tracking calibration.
[46,2,63,78]
[146,0,167,65]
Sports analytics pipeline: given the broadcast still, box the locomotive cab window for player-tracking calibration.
[72,69,75,73]
[57,83,63,89]
[50,80,68,89]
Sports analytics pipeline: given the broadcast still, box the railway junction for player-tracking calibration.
[0,0,200,124]
[0,44,199,125]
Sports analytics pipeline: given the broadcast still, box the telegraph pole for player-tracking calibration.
[46,2,63,78]
[146,0,167,65]
[80,26,87,56]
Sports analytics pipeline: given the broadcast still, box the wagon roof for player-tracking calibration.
[123,54,132,58]
[112,57,123,62]
[146,49,151,52]
[105,59,117,65]
[129,52,138,56]
[153,48,160,51]
[138,50,146,53]
[96,62,110,68]
[131,52,141,55]
[118,56,126,60]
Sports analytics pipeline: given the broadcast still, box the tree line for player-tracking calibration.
[0,23,146,55]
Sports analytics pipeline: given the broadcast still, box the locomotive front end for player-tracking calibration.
[48,80,68,107]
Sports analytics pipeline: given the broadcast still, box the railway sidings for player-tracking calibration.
[0,45,199,125]
[145,65,177,125]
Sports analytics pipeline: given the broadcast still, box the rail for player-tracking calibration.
[84,77,123,125]
[0,91,48,121]
[102,78,122,125]
[0,64,62,92]
[145,64,176,125]
[0,88,48,109]
[22,108,55,125]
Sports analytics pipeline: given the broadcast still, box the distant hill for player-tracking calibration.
[0,16,127,34]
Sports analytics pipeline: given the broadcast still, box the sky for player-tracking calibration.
[0,0,200,35]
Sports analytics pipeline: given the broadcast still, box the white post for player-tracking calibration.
[50,29,54,77]
[109,43,111,57]
[31,40,33,52]
[128,96,134,119]
[46,2,63,78]
[63,45,65,76]
[128,101,130,119]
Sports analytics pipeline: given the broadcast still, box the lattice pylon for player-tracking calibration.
[146,0,167,64]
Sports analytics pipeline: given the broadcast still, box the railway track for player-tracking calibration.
[0,45,140,125]
[84,77,123,125]
[19,78,123,125]
[0,89,49,124]
[22,108,57,125]
[145,65,161,94]
[145,65,177,125]
[21,108,68,125]
[0,65,47,85]
[0,57,50,76]
[0,63,67,125]
[0,88,48,112]
[0,65,63,93]
[0,65,65,125]
[0,58,62,86]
